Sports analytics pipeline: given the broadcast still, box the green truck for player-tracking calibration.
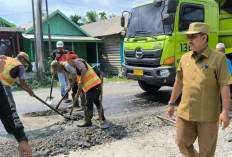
[121,0,232,92]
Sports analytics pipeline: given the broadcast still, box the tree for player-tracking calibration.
[82,10,98,24]
[70,15,83,25]
[109,13,117,18]
[99,12,107,20]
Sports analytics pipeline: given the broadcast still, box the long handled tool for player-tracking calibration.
[55,89,70,109]
[99,74,109,129]
[45,75,54,104]
[70,86,82,115]
[99,74,104,124]
[15,82,71,120]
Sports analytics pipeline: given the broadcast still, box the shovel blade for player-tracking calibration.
[45,97,54,105]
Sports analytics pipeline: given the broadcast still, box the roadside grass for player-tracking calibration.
[104,76,135,83]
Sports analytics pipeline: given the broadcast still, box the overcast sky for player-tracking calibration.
[0,0,148,27]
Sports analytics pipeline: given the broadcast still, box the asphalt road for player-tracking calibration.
[0,81,173,136]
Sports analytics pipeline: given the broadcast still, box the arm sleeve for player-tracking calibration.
[75,60,87,72]
[0,81,28,142]
[217,55,232,88]
[18,65,26,80]
[65,63,76,78]
[50,50,56,60]
[175,59,183,81]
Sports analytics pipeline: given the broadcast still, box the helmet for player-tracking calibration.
[56,41,64,48]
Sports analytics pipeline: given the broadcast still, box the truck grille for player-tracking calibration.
[124,49,162,67]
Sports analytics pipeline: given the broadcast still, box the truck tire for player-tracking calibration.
[138,80,161,93]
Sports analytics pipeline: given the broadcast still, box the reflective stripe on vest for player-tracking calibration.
[0,57,22,86]
[77,64,101,93]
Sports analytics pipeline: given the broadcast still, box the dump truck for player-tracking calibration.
[121,0,232,92]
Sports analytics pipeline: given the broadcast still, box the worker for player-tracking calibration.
[216,43,232,74]
[50,41,71,103]
[50,54,86,109]
[168,22,231,156]
[66,52,106,127]
[0,52,35,108]
[0,55,32,157]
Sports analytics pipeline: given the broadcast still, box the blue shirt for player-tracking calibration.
[226,58,232,75]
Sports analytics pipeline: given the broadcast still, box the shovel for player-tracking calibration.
[70,86,82,115]
[99,74,109,129]
[45,75,54,104]
[55,89,70,109]
[15,82,71,120]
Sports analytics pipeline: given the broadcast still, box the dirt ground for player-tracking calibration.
[0,83,232,157]
[55,108,232,157]
[4,106,231,157]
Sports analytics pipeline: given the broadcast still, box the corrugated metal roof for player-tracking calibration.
[22,34,101,42]
[0,27,25,32]
[81,14,128,37]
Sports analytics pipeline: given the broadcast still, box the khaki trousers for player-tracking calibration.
[175,117,219,157]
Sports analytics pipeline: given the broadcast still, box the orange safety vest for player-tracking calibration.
[76,60,101,93]
[61,61,73,80]
[0,57,22,87]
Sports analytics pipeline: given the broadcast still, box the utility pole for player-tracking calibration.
[36,0,45,79]
[31,0,38,76]
[45,0,52,57]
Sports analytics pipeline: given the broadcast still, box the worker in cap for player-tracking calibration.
[0,55,32,157]
[50,41,71,102]
[0,52,35,135]
[168,22,232,156]
[66,52,106,127]
[50,52,86,107]
[216,43,232,74]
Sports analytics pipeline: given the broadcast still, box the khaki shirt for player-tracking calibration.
[176,47,231,122]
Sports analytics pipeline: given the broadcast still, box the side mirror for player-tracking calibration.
[121,16,125,27]
[154,0,162,7]
[167,0,178,13]
[163,14,174,25]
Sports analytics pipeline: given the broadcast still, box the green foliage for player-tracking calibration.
[69,10,118,25]
[104,72,134,83]
[99,12,107,20]
[70,14,83,25]
[82,10,99,24]
[109,13,117,18]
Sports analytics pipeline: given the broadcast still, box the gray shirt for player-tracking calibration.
[65,63,76,78]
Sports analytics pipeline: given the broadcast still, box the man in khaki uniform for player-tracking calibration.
[167,22,231,156]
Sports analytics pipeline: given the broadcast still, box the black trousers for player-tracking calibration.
[85,84,101,110]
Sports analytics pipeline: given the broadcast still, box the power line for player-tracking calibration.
[48,0,123,15]
[0,11,32,17]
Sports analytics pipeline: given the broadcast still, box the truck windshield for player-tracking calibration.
[126,3,172,38]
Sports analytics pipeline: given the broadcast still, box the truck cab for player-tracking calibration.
[121,0,232,93]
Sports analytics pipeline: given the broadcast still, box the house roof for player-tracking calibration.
[23,9,91,37]
[22,34,101,42]
[0,17,16,27]
[0,27,24,32]
[81,14,129,37]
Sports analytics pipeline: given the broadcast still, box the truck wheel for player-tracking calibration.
[138,80,161,93]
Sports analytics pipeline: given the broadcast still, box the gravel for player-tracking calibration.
[0,107,167,156]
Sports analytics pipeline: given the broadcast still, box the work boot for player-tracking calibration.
[97,109,106,121]
[77,110,93,127]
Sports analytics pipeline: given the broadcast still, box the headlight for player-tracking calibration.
[160,69,170,77]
